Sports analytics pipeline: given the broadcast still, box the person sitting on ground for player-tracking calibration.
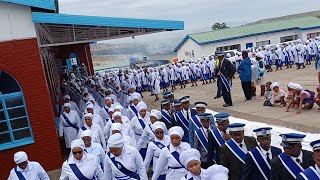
[286,82,295,106]
[315,84,320,111]
[286,83,315,114]
[263,82,272,104]
[270,82,287,107]
[180,148,229,180]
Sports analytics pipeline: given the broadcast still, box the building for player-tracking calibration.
[0,0,183,178]
[174,16,320,60]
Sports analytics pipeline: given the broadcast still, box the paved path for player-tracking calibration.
[142,64,320,133]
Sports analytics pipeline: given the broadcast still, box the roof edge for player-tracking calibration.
[1,0,56,11]
[174,35,200,52]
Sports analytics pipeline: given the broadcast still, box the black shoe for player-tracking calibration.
[223,104,232,107]
[214,96,221,99]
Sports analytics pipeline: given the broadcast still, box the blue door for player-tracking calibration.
[246,43,253,49]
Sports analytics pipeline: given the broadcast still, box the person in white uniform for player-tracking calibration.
[180,149,229,180]
[130,101,151,159]
[80,130,105,171]
[110,122,136,148]
[104,112,135,141]
[100,97,113,126]
[8,151,49,180]
[78,113,107,149]
[62,95,81,117]
[84,104,104,129]
[59,103,81,149]
[104,133,148,179]
[60,139,104,180]
[152,126,191,180]
[144,121,170,180]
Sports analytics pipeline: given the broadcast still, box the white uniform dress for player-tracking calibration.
[181,165,229,180]
[144,135,170,173]
[59,110,81,148]
[84,142,106,171]
[104,120,135,142]
[78,124,107,149]
[136,123,155,150]
[104,145,148,180]
[81,113,105,130]
[130,113,151,147]
[8,161,50,180]
[60,153,103,180]
[152,142,191,180]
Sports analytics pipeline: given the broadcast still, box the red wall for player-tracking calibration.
[0,38,62,179]
[55,43,94,76]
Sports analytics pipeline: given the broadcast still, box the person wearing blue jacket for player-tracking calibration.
[238,51,253,102]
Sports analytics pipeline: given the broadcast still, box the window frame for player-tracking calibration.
[0,91,34,151]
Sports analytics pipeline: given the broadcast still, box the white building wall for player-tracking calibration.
[176,38,203,60]
[0,2,36,42]
[300,28,320,40]
[176,29,309,58]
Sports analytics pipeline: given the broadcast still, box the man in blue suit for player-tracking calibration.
[297,139,320,180]
[189,102,215,148]
[241,127,282,180]
[175,96,196,142]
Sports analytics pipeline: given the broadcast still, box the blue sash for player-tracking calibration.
[161,110,171,124]
[194,129,208,152]
[69,164,92,180]
[107,152,140,180]
[62,113,78,130]
[14,167,26,180]
[211,128,225,147]
[220,73,231,93]
[248,147,271,180]
[152,140,165,150]
[185,174,194,180]
[176,111,189,130]
[104,107,109,114]
[138,119,146,130]
[191,115,202,129]
[278,152,304,178]
[81,126,87,131]
[299,167,320,180]
[225,139,246,164]
[167,146,185,169]
[130,106,138,117]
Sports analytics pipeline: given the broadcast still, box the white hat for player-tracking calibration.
[86,104,94,109]
[112,111,122,119]
[256,52,265,59]
[105,97,112,101]
[64,103,72,108]
[291,83,303,91]
[130,92,142,102]
[137,101,147,112]
[80,130,92,138]
[71,139,85,151]
[169,126,184,138]
[111,123,123,132]
[108,133,124,148]
[152,121,166,132]
[179,149,200,167]
[150,109,162,120]
[14,151,28,164]
[271,82,280,89]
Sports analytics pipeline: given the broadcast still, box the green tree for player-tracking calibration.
[211,23,229,31]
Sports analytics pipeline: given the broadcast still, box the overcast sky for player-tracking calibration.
[58,0,320,44]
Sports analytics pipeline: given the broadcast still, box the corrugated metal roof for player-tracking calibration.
[32,12,184,30]
[174,16,320,52]
[0,0,55,11]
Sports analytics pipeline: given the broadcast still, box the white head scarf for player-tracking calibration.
[105,97,112,101]
[137,101,147,112]
[71,139,85,151]
[111,123,123,132]
[291,83,303,90]
[63,95,71,100]
[169,126,184,138]
[64,103,72,108]
[288,82,295,89]
[150,109,162,120]
[14,151,28,164]
[80,129,93,138]
[108,133,124,148]
[152,121,166,132]
[84,113,93,119]
[86,103,94,109]
[179,149,200,167]
[130,92,142,102]
[112,111,122,119]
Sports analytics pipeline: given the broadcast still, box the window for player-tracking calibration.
[307,32,320,39]
[256,40,270,47]
[280,35,298,43]
[216,44,241,52]
[0,70,34,150]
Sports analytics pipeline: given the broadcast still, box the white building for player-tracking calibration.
[174,16,320,60]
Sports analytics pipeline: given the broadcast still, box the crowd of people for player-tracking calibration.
[6,37,320,180]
